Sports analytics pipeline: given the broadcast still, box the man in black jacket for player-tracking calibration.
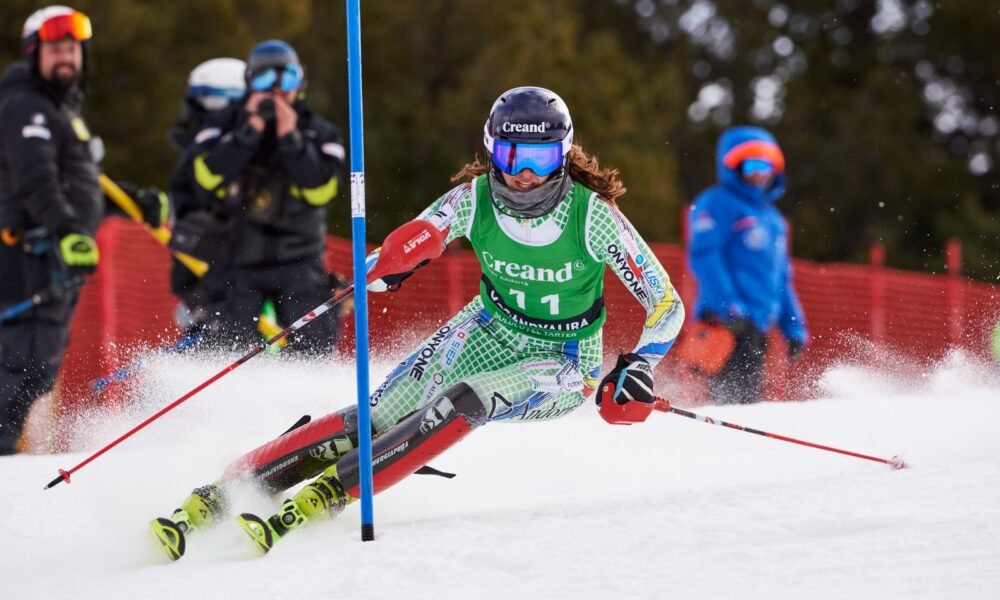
[0,6,103,456]
[170,40,344,355]
[0,8,86,453]
[0,7,166,455]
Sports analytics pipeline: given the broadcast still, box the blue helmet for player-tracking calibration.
[247,40,299,72]
[246,40,304,92]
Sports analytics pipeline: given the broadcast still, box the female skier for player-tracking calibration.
[150,86,684,560]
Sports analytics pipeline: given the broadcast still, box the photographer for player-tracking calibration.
[170,40,345,354]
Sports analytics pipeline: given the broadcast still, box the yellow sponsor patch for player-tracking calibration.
[644,297,676,328]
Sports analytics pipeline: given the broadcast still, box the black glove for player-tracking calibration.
[725,317,757,336]
[787,338,806,361]
[597,352,654,406]
[133,186,169,228]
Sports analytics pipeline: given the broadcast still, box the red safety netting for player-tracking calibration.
[55,218,1000,420]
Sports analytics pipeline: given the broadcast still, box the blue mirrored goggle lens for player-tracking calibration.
[491,141,564,177]
[740,158,774,177]
[280,64,303,90]
[249,69,276,91]
[249,64,303,92]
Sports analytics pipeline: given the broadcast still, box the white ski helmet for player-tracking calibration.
[186,57,247,111]
[21,6,92,73]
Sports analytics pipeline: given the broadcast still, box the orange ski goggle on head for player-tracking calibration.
[37,11,92,43]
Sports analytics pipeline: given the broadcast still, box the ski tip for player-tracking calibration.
[236,513,274,554]
[149,518,186,561]
[889,455,906,470]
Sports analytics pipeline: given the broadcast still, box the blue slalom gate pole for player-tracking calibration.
[346,0,375,542]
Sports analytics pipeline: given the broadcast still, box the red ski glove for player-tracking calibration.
[596,353,655,425]
[366,219,446,290]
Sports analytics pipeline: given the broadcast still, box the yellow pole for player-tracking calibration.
[99,173,209,277]
[101,174,285,345]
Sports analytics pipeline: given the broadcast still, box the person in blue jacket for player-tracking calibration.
[686,126,808,404]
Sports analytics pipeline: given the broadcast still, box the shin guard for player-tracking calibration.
[336,382,487,498]
[221,406,362,494]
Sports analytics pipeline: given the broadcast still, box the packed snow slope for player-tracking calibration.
[2,350,998,600]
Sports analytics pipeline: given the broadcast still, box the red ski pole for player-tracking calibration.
[653,398,905,470]
[43,285,355,490]
[44,218,449,491]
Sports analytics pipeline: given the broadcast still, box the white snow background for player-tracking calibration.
[2,349,998,599]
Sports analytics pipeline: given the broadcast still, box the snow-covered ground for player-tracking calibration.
[3,350,998,599]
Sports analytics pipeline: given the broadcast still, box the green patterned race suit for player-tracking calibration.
[369,175,684,431]
[471,177,607,339]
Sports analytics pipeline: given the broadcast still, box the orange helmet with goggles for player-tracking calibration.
[21,6,92,61]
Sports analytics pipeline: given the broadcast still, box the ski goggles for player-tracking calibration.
[249,64,304,93]
[490,140,566,177]
[722,140,785,173]
[740,158,775,178]
[188,85,245,110]
[37,11,92,43]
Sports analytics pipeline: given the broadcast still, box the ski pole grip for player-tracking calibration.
[367,220,446,284]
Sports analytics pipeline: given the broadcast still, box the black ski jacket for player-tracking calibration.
[0,62,102,236]
[171,99,344,268]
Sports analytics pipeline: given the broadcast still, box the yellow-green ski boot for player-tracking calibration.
[149,512,188,561]
[149,484,229,561]
[237,498,307,554]
[237,468,352,554]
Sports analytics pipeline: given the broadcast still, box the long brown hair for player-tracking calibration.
[451,144,627,205]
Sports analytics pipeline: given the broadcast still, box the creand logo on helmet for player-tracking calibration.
[501,121,548,133]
